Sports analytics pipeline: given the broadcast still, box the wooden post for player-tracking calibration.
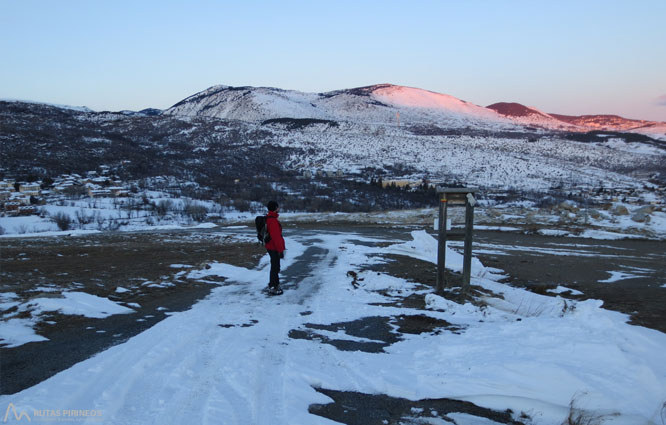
[436,193,448,293]
[462,196,475,291]
[436,187,477,295]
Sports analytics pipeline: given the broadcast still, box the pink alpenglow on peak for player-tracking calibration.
[371,85,502,120]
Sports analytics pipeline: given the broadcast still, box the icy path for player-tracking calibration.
[2,231,666,425]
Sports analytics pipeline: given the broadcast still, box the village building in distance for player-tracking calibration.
[0,165,129,216]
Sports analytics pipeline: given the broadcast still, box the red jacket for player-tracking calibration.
[265,211,285,252]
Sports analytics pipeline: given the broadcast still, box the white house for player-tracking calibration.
[0,180,15,190]
[108,186,129,197]
[18,183,41,196]
[89,189,111,198]
[9,192,30,205]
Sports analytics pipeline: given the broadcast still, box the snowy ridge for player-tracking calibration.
[487,102,580,130]
[166,85,324,122]
[549,113,659,131]
[164,84,518,131]
[163,83,666,138]
[0,98,94,113]
[372,85,501,119]
[623,122,666,141]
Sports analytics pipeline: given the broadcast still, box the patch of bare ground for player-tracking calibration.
[0,229,264,394]
[360,253,495,309]
[288,314,460,354]
[309,388,526,425]
[473,231,666,333]
[363,231,665,335]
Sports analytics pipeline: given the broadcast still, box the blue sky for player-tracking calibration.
[2,0,665,120]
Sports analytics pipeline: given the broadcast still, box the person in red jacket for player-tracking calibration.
[265,200,286,295]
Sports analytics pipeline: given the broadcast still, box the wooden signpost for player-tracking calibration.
[436,187,478,294]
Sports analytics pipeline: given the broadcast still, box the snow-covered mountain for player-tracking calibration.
[164,83,666,139]
[0,98,95,113]
[160,85,665,192]
[164,84,516,131]
[548,113,666,140]
[488,102,666,135]
[547,112,658,131]
[2,84,664,200]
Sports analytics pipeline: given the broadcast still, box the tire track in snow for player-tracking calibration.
[249,236,333,424]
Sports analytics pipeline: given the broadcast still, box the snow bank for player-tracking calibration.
[547,286,584,296]
[386,230,487,277]
[0,318,49,347]
[19,292,135,319]
[0,292,136,347]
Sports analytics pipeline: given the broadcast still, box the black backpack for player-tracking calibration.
[255,215,272,243]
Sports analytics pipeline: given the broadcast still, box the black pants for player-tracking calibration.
[267,249,281,287]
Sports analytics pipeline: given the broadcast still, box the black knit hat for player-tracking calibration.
[267,200,279,211]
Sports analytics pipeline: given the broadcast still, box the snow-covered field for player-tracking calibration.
[275,124,661,192]
[0,192,252,238]
[2,229,664,424]
[2,192,665,241]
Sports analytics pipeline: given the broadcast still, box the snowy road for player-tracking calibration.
[2,229,666,425]
[0,232,365,425]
